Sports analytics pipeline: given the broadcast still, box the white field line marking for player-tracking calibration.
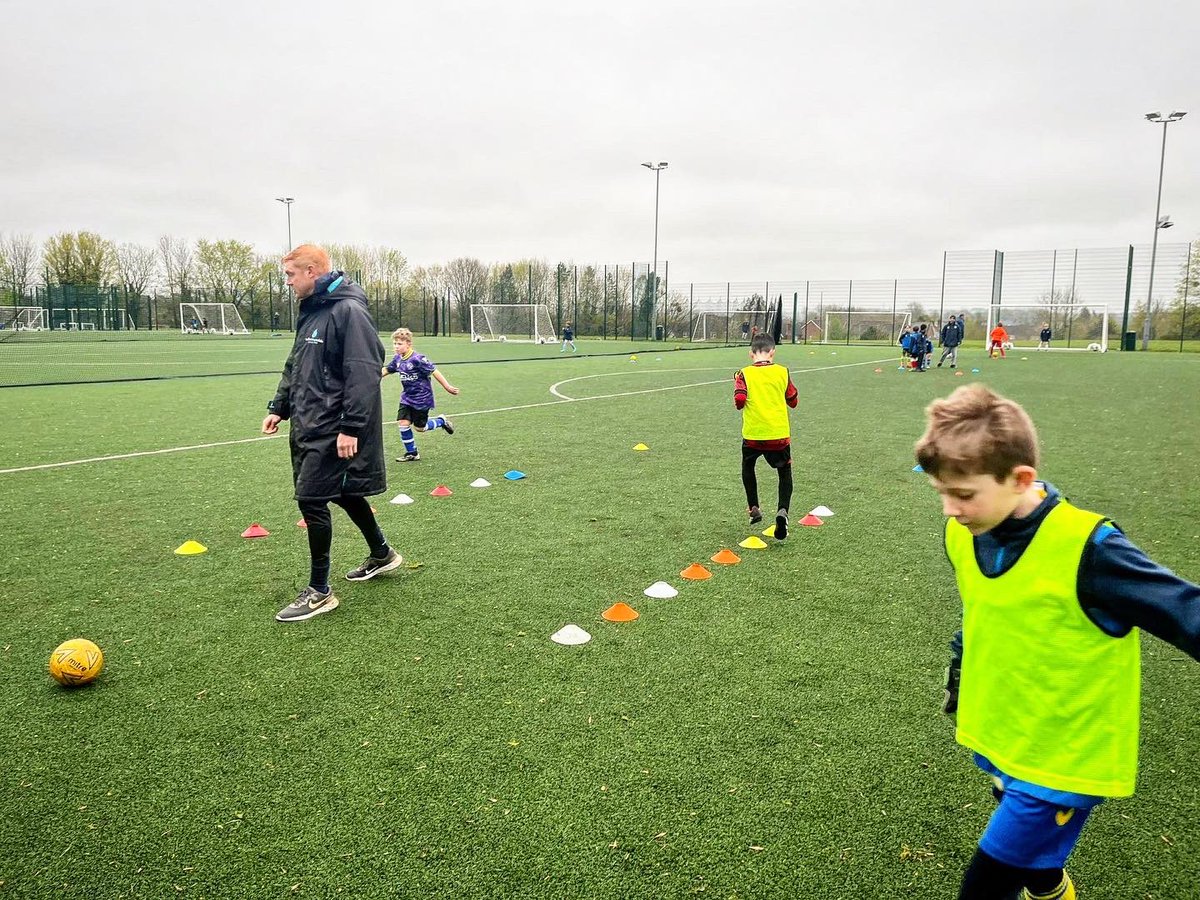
[0,435,283,473]
[0,357,892,475]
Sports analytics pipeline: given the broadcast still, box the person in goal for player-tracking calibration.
[382,328,459,462]
[560,321,577,353]
[1038,323,1052,351]
[989,322,1009,358]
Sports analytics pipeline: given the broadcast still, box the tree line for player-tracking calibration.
[0,231,664,336]
[1,230,1196,341]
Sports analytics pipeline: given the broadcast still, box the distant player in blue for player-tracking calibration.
[1038,323,1052,351]
[560,321,576,353]
[916,384,1200,900]
[381,328,459,462]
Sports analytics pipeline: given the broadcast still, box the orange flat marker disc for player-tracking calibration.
[601,602,640,622]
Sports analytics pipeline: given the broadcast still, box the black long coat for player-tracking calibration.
[268,273,387,501]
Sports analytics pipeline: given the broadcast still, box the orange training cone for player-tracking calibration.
[296,518,307,528]
[241,523,270,538]
[680,563,712,580]
[799,514,824,527]
[710,549,741,565]
[602,602,640,622]
[430,485,453,497]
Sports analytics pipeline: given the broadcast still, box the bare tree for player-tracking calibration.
[115,243,160,297]
[0,232,39,302]
[444,257,489,329]
[157,234,194,300]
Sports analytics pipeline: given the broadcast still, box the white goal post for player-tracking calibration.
[986,303,1109,352]
[0,306,47,331]
[180,302,250,335]
[691,308,778,343]
[820,309,911,344]
[691,312,723,342]
[470,304,557,343]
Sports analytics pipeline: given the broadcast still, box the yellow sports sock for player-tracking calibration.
[1022,871,1075,900]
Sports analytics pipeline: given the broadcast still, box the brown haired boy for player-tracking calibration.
[916,383,1199,900]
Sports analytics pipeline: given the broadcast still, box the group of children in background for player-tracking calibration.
[901,315,1055,368]
[900,316,966,370]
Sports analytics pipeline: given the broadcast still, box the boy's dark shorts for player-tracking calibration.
[742,442,791,469]
[395,404,430,428]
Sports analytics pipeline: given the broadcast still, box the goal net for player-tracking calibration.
[470,304,556,343]
[180,303,250,335]
[691,313,724,342]
[986,304,1109,351]
[0,306,47,331]
[691,307,777,343]
[820,310,911,344]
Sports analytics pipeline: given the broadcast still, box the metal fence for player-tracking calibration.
[0,243,1195,385]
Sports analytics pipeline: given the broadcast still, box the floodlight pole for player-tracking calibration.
[276,196,295,329]
[641,161,668,339]
[1139,112,1186,349]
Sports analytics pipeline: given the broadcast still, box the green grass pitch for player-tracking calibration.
[0,339,1197,898]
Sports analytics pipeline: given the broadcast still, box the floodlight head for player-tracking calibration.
[1158,215,1174,229]
[640,162,654,169]
[1168,111,1187,121]
[276,196,294,203]
[658,161,669,169]
[1145,112,1162,121]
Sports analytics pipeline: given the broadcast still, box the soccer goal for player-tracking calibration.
[692,308,778,343]
[986,304,1109,352]
[691,313,727,342]
[0,306,47,331]
[821,310,911,345]
[180,302,250,335]
[470,304,556,343]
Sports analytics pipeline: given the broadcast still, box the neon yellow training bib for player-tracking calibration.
[946,501,1140,797]
[740,364,790,441]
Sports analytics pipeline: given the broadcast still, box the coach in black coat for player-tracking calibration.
[269,272,386,499]
[262,245,402,622]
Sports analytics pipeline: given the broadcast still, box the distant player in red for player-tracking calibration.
[989,323,1009,358]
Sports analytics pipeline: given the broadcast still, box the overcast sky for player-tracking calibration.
[2,0,1196,283]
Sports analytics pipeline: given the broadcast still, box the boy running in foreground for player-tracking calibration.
[915,383,1199,899]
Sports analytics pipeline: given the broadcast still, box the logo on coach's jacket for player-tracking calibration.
[305,328,324,345]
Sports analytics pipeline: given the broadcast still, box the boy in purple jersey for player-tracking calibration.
[381,328,459,462]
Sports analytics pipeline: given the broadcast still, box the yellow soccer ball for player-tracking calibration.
[49,638,104,687]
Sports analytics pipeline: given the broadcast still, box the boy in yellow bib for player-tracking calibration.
[733,333,798,538]
[915,384,1199,900]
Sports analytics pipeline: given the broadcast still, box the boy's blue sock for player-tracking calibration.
[399,425,417,454]
[426,417,443,431]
